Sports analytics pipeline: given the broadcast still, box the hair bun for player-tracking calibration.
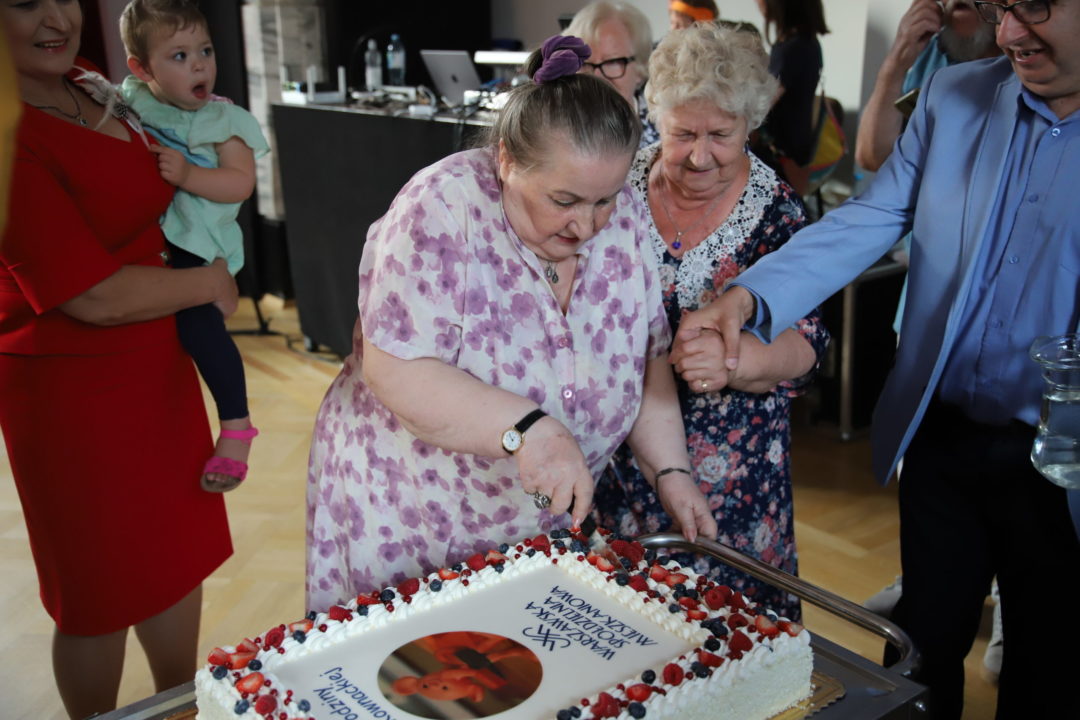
[533,35,591,84]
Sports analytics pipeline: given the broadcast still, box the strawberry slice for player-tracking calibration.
[356,593,380,605]
[237,638,259,654]
[778,620,804,637]
[289,619,314,634]
[595,556,616,572]
[207,647,229,666]
[485,550,507,565]
[662,662,684,687]
[729,591,749,610]
[466,553,487,571]
[703,585,732,610]
[253,694,277,715]
[621,541,646,565]
[235,672,265,694]
[648,565,669,582]
[628,574,649,593]
[727,612,749,629]
[755,614,780,639]
[677,596,699,610]
[608,539,631,557]
[729,629,753,653]
[698,649,724,668]
[227,651,256,670]
[586,552,600,566]
[686,609,708,621]
[397,578,420,596]
[437,568,460,581]
[264,626,286,649]
[531,535,551,553]
[663,572,689,587]
[626,683,652,702]
[592,692,621,718]
[327,605,352,622]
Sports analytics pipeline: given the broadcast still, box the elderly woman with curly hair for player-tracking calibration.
[598,23,830,619]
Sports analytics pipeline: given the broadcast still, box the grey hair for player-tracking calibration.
[646,22,777,131]
[484,46,640,171]
[564,1,653,82]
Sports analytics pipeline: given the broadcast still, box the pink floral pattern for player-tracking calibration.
[597,147,830,619]
[306,148,670,611]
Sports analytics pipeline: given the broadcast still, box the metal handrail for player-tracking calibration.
[636,533,920,679]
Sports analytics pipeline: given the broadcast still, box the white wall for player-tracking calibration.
[491,0,889,117]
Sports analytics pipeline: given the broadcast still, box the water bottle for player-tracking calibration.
[1030,334,1080,489]
[386,33,406,87]
[364,39,381,92]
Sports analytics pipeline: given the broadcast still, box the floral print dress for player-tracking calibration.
[306,147,671,612]
[597,146,830,619]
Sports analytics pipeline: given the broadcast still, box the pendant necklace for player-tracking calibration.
[544,260,559,284]
[656,178,725,250]
[31,78,88,127]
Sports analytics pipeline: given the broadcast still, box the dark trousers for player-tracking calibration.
[886,399,1080,719]
[168,243,248,421]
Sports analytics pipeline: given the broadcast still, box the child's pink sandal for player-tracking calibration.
[201,427,259,492]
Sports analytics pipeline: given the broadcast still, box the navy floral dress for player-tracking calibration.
[596,146,830,620]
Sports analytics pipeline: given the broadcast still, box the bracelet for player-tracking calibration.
[654,467,692,485]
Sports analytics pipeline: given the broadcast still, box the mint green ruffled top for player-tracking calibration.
[120,76,269,274]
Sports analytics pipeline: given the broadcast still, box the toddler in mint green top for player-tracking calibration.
[120,74,268,274]
[120,0,266,494]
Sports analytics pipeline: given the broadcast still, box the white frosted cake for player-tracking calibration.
[195,530,812,720]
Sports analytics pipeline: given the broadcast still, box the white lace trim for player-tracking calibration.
[629,144,781,311]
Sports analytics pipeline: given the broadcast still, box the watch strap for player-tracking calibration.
[514,408,547,435]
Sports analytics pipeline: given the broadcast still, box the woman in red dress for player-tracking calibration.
[0,3,236,717]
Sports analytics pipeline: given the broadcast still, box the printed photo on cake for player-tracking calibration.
[379,631,543,718]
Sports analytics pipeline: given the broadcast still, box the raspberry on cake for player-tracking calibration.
[195,529,812,720]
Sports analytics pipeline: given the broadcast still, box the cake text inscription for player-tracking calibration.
[522,584,659,660]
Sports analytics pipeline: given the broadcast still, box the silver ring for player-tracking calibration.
[531,491,552,510]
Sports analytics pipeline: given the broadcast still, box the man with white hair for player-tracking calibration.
[856,0,999,170]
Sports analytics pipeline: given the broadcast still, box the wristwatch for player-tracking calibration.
[501,409,547,454]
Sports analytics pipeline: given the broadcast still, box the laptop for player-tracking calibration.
[420,49,482,107]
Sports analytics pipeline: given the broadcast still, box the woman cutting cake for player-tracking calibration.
[306,36,717,611]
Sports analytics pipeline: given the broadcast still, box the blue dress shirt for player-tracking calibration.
[936,88,1080,426]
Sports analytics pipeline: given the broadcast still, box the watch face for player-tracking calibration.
[502,429,523,453]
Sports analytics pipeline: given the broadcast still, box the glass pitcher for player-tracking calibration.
[1030,334,1080,489]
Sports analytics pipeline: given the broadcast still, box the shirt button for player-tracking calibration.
[1009,255,1019,264]
[1051,128,1061,137]
[562,389,573,399]
[1027,194,1039,203]
[557,337,570,349]
[990,319,1003,329]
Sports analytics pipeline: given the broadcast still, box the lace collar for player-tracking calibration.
[629,143,779,311]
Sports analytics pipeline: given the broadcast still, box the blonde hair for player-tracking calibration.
[564,1,653,83]
[646,22,777,130]
[120,0,208,64]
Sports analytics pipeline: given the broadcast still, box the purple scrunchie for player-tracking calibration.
[533,35,592,84]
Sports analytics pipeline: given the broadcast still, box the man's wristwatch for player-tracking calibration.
[501,409,547,454]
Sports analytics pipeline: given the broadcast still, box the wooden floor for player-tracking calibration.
[0,300,997,719]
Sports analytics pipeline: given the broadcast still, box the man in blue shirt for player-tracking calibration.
[671,2,1080,718]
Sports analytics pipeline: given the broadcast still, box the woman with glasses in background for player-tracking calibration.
[564,0,659,147]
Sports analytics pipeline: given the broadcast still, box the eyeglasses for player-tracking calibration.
[582,56,635,80]
[973,0,1051,25]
